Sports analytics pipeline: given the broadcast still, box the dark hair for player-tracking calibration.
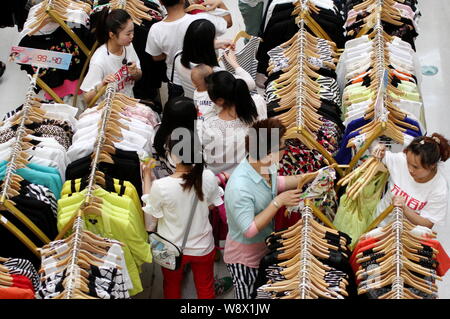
[206,71,258,125]
[181,20,219,69]
[154,96,197,158]
[245,118,287,160]
[167,128,205,201]
[95,8,132,45]
[404,133,450,169]
[160,0,183,8]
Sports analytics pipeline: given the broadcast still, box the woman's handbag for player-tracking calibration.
[149,196,199,270]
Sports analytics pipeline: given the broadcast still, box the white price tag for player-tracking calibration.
[9,46,73,70]
[0,215,8,224]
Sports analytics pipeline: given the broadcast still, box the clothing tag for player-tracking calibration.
[0,216,7,224]
[374,69,389,121]
[9,46,72,70]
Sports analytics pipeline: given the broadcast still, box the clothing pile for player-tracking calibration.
[0,103,78,268]
[37,229,132,299]
[254,213,354,299]
[352,216,450,299]
[0,257,40,299]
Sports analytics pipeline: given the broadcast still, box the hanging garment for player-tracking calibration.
[222,36,262,81]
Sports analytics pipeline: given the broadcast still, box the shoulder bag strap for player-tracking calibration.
[171,51,183,83]
[180,195,199,252]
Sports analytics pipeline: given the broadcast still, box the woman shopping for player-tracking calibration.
[81,8,142,105]
[372,133,450,228]
[224,118,311,298]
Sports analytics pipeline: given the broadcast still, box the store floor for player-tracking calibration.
[0,0,449,299]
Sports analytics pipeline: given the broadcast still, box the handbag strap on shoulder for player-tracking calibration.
[180,195,199,252]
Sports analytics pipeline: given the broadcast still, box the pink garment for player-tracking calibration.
[44,79,82,100]
[394,3,415,20]
[121,105,159,127]
[223,235,269,268]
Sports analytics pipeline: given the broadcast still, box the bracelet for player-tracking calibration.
[272,199,281,209]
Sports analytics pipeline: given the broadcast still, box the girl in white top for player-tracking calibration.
[372,133,450,229]
[142,126,223,299]
[174,19,255,98]
[81,8,142,105]
[201,71,267,175]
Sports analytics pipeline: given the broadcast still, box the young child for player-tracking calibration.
[191,64,220,121]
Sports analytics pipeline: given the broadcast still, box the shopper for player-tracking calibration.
[142,126,224,299]
[145,0,232,99]
[238,0,267,38]
[174,19,255,98]
[153,96,198,178]
[201,71,266,175]
[81,8,142,105]
[223,118,306,299]
[372,133,450,228]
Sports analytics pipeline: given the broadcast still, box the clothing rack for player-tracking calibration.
[281,1,343,176]
[60,82,117,299]
[391,206,404,299]
[298,204,313,298]
[27,0,98,107]
[344,0,412,174]
[0,69,51,257]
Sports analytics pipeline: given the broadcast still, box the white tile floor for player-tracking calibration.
[0,0,449,299]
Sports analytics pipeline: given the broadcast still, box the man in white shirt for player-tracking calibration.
[145,0,232,99]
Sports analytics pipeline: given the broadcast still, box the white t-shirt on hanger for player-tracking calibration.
[80,43,141,98]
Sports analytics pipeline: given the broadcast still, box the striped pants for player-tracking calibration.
[226,263,259,299]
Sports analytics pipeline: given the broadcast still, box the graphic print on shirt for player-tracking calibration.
[390,183,427,211]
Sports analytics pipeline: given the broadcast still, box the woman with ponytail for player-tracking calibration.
[142,126,225,299]
[372,133,450,228]
[81,8,142,105]
[200,71,267,174]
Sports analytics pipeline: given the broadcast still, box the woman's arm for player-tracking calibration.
[142,159,158,231]
[82,74,116,106]
[251,189,302,235]
[393,196,434,228]
[222,50,256,91]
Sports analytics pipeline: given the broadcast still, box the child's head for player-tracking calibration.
[191,64,213,92]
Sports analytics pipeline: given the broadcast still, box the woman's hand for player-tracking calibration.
[392,195,406,208]
[203,0,222,11]
[275,189,302,207]
[215,38,235,50]
[101,74,116,87]
[127,62,141,79]
[372,143,386,160]
[223,49,240,69]
[142,158,157,180]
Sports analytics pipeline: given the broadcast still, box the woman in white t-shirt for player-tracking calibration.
[201,71,267,175]
[142,127,224,299]
[372,133,450,229]
[81,8,142,105]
